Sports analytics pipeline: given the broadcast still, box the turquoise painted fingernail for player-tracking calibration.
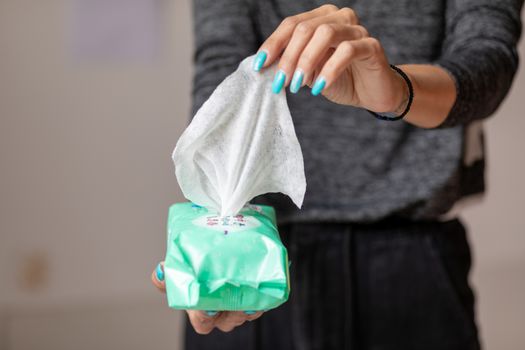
[244,311,256,315]
[290,70,304,94]
[311,77,326,96]
[205,311,218,316]
[155,263,164,282]
[272,70,286,94]
[253,51,267,72]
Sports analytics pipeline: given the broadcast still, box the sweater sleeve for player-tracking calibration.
[434,0,524,128]
[190,0,259,117]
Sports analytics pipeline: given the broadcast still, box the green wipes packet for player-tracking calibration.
[164,202,290,311]
[165,56,306,312]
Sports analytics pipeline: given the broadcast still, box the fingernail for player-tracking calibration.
[205,311,218,316]
[311,77,326,96]
[244,310,256,315]
[290,70,304,94]
[272,70,286,94]
[252,51,267,72]
[155,263,164,282]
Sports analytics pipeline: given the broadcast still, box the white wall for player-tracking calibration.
[0,0,191,309]
[462,31,525,348]
[0,1,523,349]
[0,0,191,348]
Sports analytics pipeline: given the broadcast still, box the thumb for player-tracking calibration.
[151,262,166,293]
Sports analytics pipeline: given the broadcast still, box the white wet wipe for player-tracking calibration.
[173,55,306,216]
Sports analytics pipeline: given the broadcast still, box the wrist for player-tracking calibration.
[367,65,414,121]
[389,68,410,115]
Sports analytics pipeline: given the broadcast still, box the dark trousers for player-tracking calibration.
[185,218,481,350]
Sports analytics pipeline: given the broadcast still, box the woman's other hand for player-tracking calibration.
[151,262,264,334]
[253,4,408,115]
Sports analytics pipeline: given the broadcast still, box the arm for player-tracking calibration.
[392,0,523,128]
[254,2,523,129]
[429,0,523,128]
[398,64,458,129]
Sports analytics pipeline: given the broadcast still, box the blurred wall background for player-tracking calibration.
[0,1,523,349]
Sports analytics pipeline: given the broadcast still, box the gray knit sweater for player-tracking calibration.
[190,0,523,223]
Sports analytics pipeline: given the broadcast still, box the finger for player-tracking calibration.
[151,262,166,293]
[304,48,334,87]
[214,311,251,333]
[256,4,339,70]
[295,24,368,91]
[275,8,361,89]
[244,311,264,322]
[187,310,220,335]
[337,7,360,25]
[313,38,386,96]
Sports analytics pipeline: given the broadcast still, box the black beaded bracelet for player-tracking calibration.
[367,64,414,121]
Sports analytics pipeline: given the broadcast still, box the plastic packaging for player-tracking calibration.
[164,202,290,311]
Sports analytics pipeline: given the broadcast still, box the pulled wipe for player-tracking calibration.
[172,55,306,216]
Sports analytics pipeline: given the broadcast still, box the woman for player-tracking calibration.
[152,1,523,349]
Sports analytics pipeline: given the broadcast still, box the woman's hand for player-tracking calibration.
[253,4,458,128]
[253,4,409,115]
[151,262,264,334]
